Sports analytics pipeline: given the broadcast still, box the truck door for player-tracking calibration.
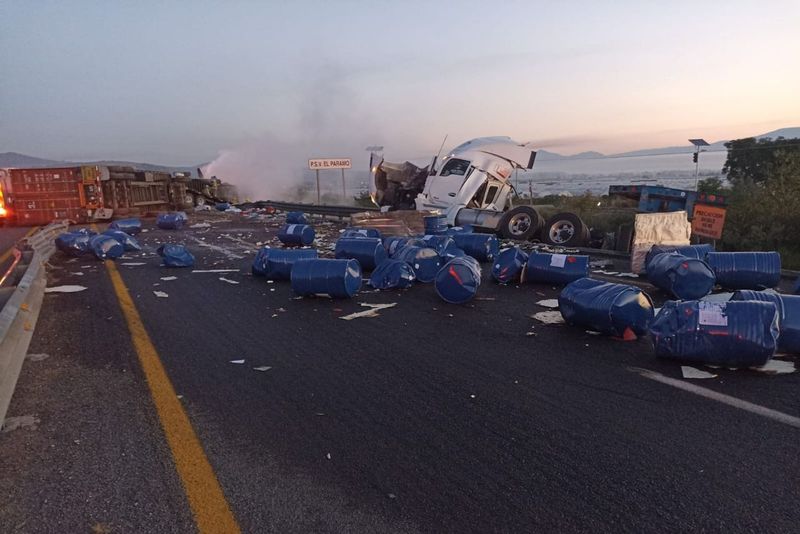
[426,158,472,205]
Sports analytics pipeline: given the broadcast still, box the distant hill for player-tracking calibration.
[0,152,196,175]
[757,127,800,140]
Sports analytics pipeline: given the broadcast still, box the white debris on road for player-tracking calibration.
[153,291,169,298]
[340,302,398,320]
[253,366,272,372]
[681,366,718,379]
[160,276,177,281]
[191,269,240,273]
[189,223,212,228]
[535,299,559,308]
[752,359,796,375]
[219,277,239,284]
[45,285,87,293]
[120,262,146,266]
[230,359,245,364]
[531,311,565,324]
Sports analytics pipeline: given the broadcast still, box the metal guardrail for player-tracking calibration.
[245,200,380,218]
[0,220,68,428]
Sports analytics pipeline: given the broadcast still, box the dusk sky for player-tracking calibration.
[1,0,799,165]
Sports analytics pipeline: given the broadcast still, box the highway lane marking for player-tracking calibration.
[630,367,800,429]
[105,260,241,533]
[0,226,38,264]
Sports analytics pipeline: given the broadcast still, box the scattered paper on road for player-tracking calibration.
[160,276,177,281]
[681,366,718,379]
[536,299,559,308]
[230,359,245,364]
[340,302,397,320]
[26,353,50,361]
[72,272,84,276]
[531,311,565,324]
[153,290,169,298]
[253,366,272,372]
[751,359,796,375]
[219,277,239,284]
[121,262,146,266]
[45,285,87,293]
[190,222,212,228]
[191,269,239,273]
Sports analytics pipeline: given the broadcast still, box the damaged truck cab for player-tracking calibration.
[371,137,589,244]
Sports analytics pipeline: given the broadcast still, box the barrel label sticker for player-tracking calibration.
[550,254,567,268]
[287,224,297,233]
[698,301,728,326]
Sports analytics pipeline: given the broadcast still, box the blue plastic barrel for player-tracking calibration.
[109,218,142,235]
[645,244,713,270]
[290,259,362,298]
[649,300,779,366]
[525,253,589,285]
[451,233,499,262]
[559,277,655,336]
[435,256,482,304]
[285,211,308,224]
[158,244,195,267]
[446,225,474,236]
[492,247,529,284]
[424,215,448,235]
[394,245,443,283]
[334,237,387,271]
[157,212,186,230]
[55,230,95,256]
[215,202,231,211]
[368,259,416,290]
[252,248,318,279]
[731,290,800,354]
[421,235,459,257]
[278,224,315,246]
[385,237,426,258]
[706,251,781,290]
[794,277,800,295]
[89,234,124,260]
[341,227,382,239]
[102,229,141,252]
[646,252,715,300]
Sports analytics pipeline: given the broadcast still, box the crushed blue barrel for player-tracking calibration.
[102,229,141,252]
[158,243,195,267]
[369,259,416,290]
[157,212,186,230]
[646,252,715,300]
[109,218,142,235]
[559,277,654,337]
[649,299,779,366]
[89,234,124,260]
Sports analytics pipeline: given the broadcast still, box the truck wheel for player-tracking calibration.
[499,206,543,241]
[542,212,589,247]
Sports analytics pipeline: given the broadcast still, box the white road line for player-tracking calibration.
[629,367,800,429]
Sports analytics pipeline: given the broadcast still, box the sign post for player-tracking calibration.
[308,158,352,205]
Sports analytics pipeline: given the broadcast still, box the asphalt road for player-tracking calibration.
[1,214,798,533]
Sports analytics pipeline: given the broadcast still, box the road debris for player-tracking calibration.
[535,299,559,308]
[531,311,565,324]
[253,366,272,372]
[681,366,718,379]
[1,415,39,432]
[219,277,239,284]
[160,276,177,281]
[25,353,50,361]
[340,302,398,320]
[751,359,796,374]
[153,291,169,298]
[191,269,239,273]
[45,285,87,293]
[120,262,146,266]
[189,222,212,228]
[230,359,245,364]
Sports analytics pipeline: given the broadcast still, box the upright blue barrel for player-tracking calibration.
[278,224,315,246]
[451,234,499,262]
[394,245,443,283]
[290,259,362,298]
[109,218,142,235]
[435,256,482,304]
[286,211,308,224]
[341,227,382,239]
[369,259,416,290]
[89,234,124,260]
[334,237,387,271]
[731,290,800,354]
[525,253,589,285]
[559,277,655,337]
[424,215,448,235]
[492,247,529,284]
[649,300,779,366]
[646,252,715,300]
[157,212,186,230]
[706,252,781,290]
[645,244,713,270]
[252,247,318,279]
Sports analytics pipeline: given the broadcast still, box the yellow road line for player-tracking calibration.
[105,260,241,534]
[0,226,38,264]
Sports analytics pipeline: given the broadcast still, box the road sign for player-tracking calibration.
[308,158,351,170]
[691,204,727,239]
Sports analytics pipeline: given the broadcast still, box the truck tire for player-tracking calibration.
[498,206,543,241]
[542,212,589,247]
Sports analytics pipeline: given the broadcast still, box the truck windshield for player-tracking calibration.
[439,158,470,177]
